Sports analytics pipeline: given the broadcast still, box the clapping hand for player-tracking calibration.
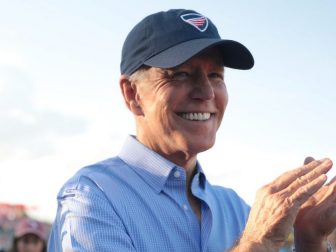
[293,157,336,251]
[233,157,334,252]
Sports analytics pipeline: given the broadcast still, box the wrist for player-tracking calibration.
[230,242,268,252]
[293,237,333,252]
[231,234,279,252]
[292,241,333,252]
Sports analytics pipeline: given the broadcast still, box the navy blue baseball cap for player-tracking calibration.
[120,9,254,75]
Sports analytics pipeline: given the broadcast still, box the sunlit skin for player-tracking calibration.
[120,47,228,174]
[16,234,44,252]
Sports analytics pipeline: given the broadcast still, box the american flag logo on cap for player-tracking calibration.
[180,13,209,32]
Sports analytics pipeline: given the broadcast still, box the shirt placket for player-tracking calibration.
[163,168,202,251]
[191,173,213,252]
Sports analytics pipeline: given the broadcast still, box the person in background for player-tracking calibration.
[8,218,47,252]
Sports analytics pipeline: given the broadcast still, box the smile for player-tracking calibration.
[177,112,212,121]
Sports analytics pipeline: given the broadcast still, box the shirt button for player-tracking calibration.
[183,204,188,211]
[174,171,180,178]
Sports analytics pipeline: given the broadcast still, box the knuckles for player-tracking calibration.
[257,184,276,196]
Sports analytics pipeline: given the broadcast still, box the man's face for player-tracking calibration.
[133,48,228,166]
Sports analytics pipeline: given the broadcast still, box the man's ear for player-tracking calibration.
[119,75,144,115]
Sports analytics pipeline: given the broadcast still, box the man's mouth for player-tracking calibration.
[177,112,212,121]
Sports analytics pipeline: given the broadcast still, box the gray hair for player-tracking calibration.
[129,66,150,83]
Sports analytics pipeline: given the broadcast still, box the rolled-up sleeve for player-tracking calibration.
[48,176,136,252]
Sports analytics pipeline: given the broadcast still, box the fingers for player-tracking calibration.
[284,159,332,193]
[287,158,333,209]
[269,159,332,192]
[318,179,336,204]
[304,156,335,186]
[288,173,327,207]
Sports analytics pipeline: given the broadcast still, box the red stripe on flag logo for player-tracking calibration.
[180,13,209,32]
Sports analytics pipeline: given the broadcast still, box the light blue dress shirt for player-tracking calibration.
[48,136,250,252]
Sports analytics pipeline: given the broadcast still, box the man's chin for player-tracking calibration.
[185,139,216,155]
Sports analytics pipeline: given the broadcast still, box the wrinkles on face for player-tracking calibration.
[134,47,228,169]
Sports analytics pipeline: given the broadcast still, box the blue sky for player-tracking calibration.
[0,1,335,221]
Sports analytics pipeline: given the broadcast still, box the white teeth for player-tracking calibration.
[180,112,211,121]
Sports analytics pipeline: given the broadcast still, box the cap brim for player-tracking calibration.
[144,38,254,70]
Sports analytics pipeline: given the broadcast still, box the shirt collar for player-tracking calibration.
[118,135,176,193]
[118,135,208,193]
[195,162,207,190]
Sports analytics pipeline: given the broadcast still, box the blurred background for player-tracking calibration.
[1,1,335,250]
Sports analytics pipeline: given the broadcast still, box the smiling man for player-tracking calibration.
[48,9,336,252]
[124,48,227,171]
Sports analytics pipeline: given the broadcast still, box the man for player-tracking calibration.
[48,9,336,251]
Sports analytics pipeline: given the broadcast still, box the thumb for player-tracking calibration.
[304,156,315,165]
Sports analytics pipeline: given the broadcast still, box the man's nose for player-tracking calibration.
[190,74,215,100]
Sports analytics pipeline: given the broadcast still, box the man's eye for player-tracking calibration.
[209,72,223,80]
[171,71,190,79]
